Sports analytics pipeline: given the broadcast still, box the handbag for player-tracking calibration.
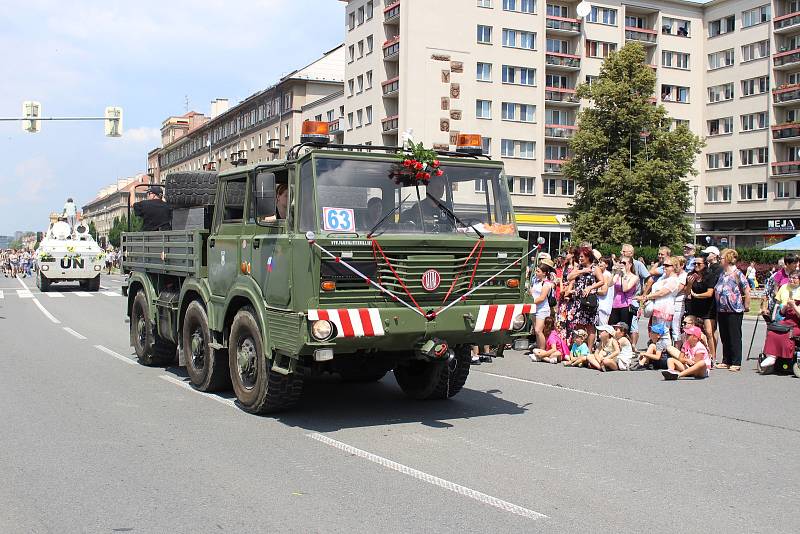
[642,300,654,318]
[579,293,599,314]
[547,285,557,308]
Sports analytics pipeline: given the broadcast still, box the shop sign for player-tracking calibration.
[768,219,795,230]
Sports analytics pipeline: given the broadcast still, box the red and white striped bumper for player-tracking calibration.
[473,304,533,333]
[308,308,385,338]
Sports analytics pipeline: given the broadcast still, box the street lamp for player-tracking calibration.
[692,184,699,245]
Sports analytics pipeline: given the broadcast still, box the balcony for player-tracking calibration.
[382,77,399,98]
[545,52,581,71]
[383,37,400,61]
[384,1,400,24]
[543,159,567,174]
[774,84,800,106]
[774,48,800,70]
[545,16,581,34]
[544,86,580,106]
[625,26,658,45]
[328,119,341,134]
[382,115,399,134]
[772,122,800,141]
[772,161,800,176]
[774,11,800,34]
[544,124,577,139]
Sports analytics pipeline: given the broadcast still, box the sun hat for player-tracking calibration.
[573,329,588,339]
[701,246,720,256]
[684,243,696,250]
[650,322,668,335]
[597,324,615,335]
[539,258,555,270]
[683,325,702,338]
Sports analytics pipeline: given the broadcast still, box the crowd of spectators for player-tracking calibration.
[1,249,36,278]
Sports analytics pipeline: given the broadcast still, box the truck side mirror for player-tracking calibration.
[255,172,276,217]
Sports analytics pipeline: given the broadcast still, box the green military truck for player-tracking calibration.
[122,126,535,414]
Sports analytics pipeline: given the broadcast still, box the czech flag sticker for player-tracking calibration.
[267,256,273,272]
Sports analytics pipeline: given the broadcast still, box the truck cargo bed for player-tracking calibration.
[122,230,207,277]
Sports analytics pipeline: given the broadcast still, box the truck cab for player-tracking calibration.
[123,125,533,414]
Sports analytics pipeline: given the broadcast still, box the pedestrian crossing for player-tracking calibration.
[0,289,122,299]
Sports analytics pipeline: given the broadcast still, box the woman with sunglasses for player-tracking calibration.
[686,256,717,365]
[609,257,639,331]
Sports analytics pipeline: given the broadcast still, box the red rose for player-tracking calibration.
[435,169,444,176]
[432,160,440,168]
[416,171,425,179]
[424,172,431,179]
[414,161,423,170]
[402,159,411,167]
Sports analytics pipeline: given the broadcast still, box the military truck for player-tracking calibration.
[122,123,534,414]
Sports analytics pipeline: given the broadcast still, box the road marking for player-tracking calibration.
[475,371,655,406]
[16,289,33,299]
[101,290,121,297]
[45,292,64,298]
[158,375,238,408]
[74,292,93,297]
[63,327,87,340]
[308,433,547,521]
[32,299,61,324]
[94,345,137,365]
[0,290,3,299]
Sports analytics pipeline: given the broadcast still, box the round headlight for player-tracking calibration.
[41,264,49,271]
[311,319,333,341]
[511,313,527,331]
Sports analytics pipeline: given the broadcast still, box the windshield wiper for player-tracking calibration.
[426,194,484,239]
[366,193,411,239]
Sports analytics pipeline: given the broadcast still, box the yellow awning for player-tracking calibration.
[515,214,560,225]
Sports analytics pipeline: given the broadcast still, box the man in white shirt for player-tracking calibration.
[63,198,77,231]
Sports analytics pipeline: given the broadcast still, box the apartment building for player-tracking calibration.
[153,46,344,177]
[332,0,800,250]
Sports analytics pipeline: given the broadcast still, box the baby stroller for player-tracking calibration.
[758,305,800,377]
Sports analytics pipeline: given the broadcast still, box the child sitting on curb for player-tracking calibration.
[530,316,569,364]
[587,325,619,371]
[564,329,590,367]
[662,325,711,380]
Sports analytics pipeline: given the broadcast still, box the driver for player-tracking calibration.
[399,175,452,228]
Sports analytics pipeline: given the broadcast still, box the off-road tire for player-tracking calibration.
[183,300,230,392]
[37,271,50,292]
[394,346,471,400]
[131,290,174,366]
[166,171,219,207]
[87,275,100,292]
[228,306,303,414]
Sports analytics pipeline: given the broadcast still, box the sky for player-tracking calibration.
[0,0,344,236]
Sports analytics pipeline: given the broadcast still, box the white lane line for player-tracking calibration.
[16,289,33,299]
[476,371,655,406]
[74,291,93,297]
[45,292,64,298]
[100,286,110,290]
[94,345,137,366]
[158,375,238,408]
[308,433,547,520]
[0,290,4,299]
[101,290,121,297]
[32,299,61,324]
[62,327,87,340]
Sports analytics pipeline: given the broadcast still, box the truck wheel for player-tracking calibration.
[228,306,303,414]
[37,271,50,292]
[394,346,471,400]
[166,171,218,207]
[87,275,100,292]
[184,301,230,392]
[131,290,161,366]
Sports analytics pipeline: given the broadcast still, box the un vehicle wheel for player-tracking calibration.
[87,275,100,292]
[228,307,303,414]
[394,346,471,400]
[37,271,50,292]
[183,301,230,392]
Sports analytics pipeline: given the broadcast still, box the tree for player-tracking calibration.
[564,43,703,248]
[88,221,98,241]
[107,214,143,248]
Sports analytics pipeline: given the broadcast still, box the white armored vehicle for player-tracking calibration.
[36,220,104,292]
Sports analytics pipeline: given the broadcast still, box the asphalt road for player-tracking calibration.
[1,273,798,533]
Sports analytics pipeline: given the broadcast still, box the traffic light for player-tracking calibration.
[22,101,41,133]
[104,106,123,137]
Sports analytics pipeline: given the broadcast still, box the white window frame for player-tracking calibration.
[477,25,493,44]
[477,62,492,81]
[476,99,492,119]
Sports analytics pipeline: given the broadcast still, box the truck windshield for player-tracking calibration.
[313,157,516,237]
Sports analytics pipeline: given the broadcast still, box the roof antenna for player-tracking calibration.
[184,95,189,113]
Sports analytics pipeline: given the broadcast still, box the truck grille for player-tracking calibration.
[319,245,523,308]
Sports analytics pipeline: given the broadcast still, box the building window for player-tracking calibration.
[477,25,492,44]
[502,65,536,85]
[547,4,567,17]
[673,119,690,129]
[366,1,373,20]
[366,35,374,55]
[706,186,718,202]
[741,76,768,97]
[357,6,364,25]
[348,12,355,30]
[476,99,492,119]
[501,139,515,157]
[348,79,354,97]
[661,84,689,103]
[347,112,354,130]
[477,62,492,81]
[519,141,535,158]
[741,112,768,131]
[357,75,364,93]
[518,176,535,194]
[741,40,770,62]
[545,144,568,161]
[662,17,690,36]
[707,151,733,170]
[547,38,569,54]
[365,106,372,125]
[477,0,492,7]
[356,109,363,128]
[586,40,616,58]
[475,178,486,192]
[742,5,770,28]
[739,183,767,200]
[707,49,734,70]
[503,0,536,13]
[708,82,734,103]
[502,29,536,50]
[348,45,355,63]
[708,15,735,38]
[561,179,575,196]
[740,147,768,166]
[284,124,290,138]
[366,70,373,90]
[543,178,557,195]
[707,117,733,136]
[706,185,732,203]
[777,181,792,199]
[502,102,536,122]
[586,6,617,26]
[662,51,690,70]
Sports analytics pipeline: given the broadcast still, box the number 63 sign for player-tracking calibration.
[323,207,355,231]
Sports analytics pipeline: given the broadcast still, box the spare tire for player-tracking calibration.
[166,171,218,207]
